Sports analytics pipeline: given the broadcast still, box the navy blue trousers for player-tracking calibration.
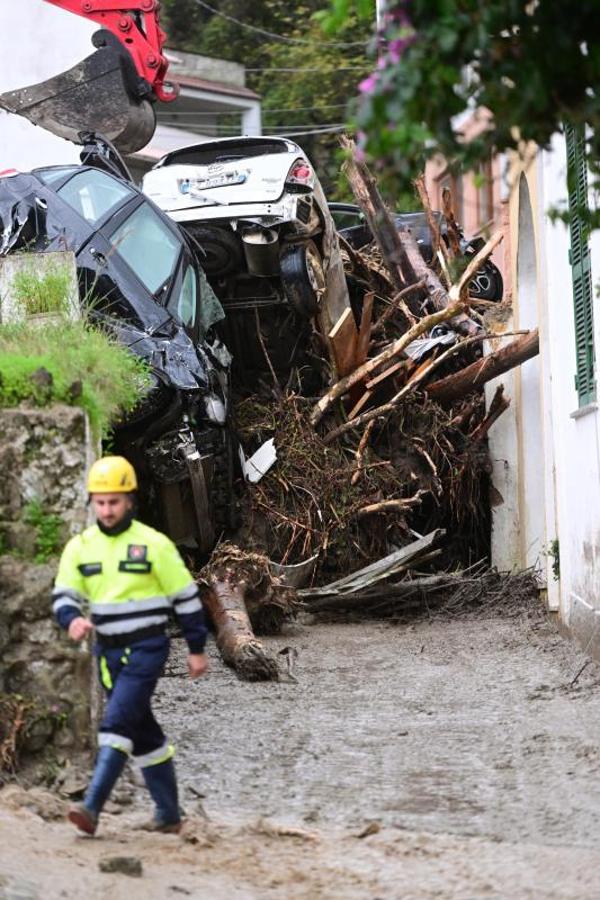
[95,634,169,762]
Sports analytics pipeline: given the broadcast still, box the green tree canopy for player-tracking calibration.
[323,0,599,209]
[158,0,371,197]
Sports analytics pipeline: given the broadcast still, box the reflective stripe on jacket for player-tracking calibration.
[52,519,207,653]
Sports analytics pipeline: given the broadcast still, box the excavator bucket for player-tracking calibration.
[0,30,155,154]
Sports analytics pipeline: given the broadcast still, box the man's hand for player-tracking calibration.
[68,617,94,642]
[188,653,209,679]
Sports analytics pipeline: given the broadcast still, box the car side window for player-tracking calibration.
[107,202,182,295]
[167,261,197,330]
[56,170,135,225]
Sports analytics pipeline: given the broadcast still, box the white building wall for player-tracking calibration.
[486,159,551,583]
[0,0,94,168]
[539,134,600,650]
[488,132,600,648]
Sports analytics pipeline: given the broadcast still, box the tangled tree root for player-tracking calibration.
[202,543,299,635]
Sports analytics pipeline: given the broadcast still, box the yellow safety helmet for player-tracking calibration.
[87,456,138,493]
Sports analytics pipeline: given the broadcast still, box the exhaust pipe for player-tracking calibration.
[241,228,280,277]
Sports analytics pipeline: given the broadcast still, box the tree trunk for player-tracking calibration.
[426,330,539,405]
[340,135,480,335]
[202,576,279,681]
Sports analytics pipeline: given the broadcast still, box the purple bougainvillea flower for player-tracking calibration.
[354,131,368,162]
[359,73,379,95]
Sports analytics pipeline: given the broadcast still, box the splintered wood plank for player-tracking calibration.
[298,528,445,598]
[328,307,358,378]
[347,389,373,421]
[355,291,374,367]
[366,360,407,390]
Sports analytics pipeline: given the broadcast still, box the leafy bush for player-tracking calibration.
[0,320,151,438]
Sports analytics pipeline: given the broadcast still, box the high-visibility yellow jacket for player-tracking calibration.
[52,519,206,652]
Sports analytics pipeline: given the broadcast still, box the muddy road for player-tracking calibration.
[2,602,600,898]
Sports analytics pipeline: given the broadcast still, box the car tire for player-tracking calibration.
[468,260,504,302]
[186,225,243,277]
[280,240,326,317]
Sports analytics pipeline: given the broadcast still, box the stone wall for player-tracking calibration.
[0,404,96,764]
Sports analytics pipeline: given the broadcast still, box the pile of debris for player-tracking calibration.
[201,139,539,680]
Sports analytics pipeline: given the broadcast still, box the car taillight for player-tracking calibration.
[0,169,18,178]
[285,159,314,193]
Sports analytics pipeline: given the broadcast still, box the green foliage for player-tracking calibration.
[22,499,63,564]
[159,0,208,47]
[11,264,71,316]
[0,320,152,438]
[159,0,372,198]
[326,0,600,223]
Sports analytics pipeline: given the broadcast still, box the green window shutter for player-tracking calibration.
[565,123,595,406]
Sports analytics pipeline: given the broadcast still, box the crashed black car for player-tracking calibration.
[329,202,504,302]
[0,138,234,554]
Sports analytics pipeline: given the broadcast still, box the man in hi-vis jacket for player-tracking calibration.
[52,455,208,835]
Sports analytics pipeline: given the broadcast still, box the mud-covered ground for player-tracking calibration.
[2,601,600,898]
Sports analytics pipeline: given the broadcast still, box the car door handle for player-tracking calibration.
[90,247,107,266]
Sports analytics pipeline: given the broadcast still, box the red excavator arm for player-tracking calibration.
[0,0,179,153]
[43,0,178,104]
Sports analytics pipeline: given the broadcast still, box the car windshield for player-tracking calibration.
[36,166,80,186]
[108,201,182,296]
[54,170,135,225]
[163,139,291,168]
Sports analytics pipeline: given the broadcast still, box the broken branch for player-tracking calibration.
[468,385,511,442]
[355,491,427,518]
[426,329,539,405]
[311,296,468,427]
[371,280,424,334]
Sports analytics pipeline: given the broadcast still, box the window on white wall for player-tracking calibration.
[566,123,595,407]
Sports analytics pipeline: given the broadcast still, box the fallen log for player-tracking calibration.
[306,570,480,612]
[322,333,491,443]
[340,134,414,295]
[202,575,280,681]
[426,329,539,405]
[396,226,481,336]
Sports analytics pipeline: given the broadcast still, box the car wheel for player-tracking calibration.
[186,225,243,277]
[280,240,326,317]
[468,260,504,301]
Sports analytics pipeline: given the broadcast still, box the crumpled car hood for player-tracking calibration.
[107,318,209,391]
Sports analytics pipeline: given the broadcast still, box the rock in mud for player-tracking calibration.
[0,786,65,821]
[98,856,143,877]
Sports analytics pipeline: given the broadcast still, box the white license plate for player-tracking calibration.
[179,171,247,194]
